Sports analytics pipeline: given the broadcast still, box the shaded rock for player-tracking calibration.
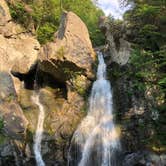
[18,88,34,110]
[0,1,94,165]
[0,72,16,102]
[38,11,95,82]
[122,152,144,166]
[19,86,85,165]
[0,101,28,139]
[0,73,28,139]
[123,151,166,166]
[0,143,13,157]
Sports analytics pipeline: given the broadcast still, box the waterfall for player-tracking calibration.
[68,52,121,166]
[31,93,45,166]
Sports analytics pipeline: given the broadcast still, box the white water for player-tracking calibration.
[32,93,45,166]
[69,52,120,166]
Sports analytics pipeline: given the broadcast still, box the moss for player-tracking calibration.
[70,74,88,96]
[26,129,34,143]
[0,134,8,145]
[56,46,65,59]
[37,23,57,44]
[9,2,31,28]
[5,94,15,102]
[23,107,38,133]
[18,89,34,110]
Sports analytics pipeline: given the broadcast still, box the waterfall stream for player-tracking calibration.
[68,52,121,166]
[31,93,45,166]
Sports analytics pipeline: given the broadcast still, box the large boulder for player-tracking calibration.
[38,11,95,83]
[0,0,40,74]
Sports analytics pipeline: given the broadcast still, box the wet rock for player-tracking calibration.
[123,152,144,166]
[0,143,13,157]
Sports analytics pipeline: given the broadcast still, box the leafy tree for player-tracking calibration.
[8,0,105,46]
[119,0,166,150]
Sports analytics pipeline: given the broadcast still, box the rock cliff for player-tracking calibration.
[100,16,166,166]
[0,1,95,165]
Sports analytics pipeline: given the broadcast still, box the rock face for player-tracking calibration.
[0,0,40,74]
[0,1,95,165]
[39,11,95,82]
[100,16,166,166]
[99,17,131,65]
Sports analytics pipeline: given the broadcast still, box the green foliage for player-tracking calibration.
[0,117,4,131]
[8,0,105,46]
[37,23,57,43]
[9,2,30,27]
[122,1,166,149]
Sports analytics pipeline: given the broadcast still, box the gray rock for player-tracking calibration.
[99,16,131,65]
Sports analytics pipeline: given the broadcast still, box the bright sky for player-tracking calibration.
[96,0,128,19]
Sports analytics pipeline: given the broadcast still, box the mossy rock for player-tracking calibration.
[18,88,34,110]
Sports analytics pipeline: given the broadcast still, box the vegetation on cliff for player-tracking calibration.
[108,0,166,152]
[8,0,105,46]
[124,0,166,151]
[123,1,166,109]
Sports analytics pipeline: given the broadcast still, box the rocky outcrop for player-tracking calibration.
[101,15,166,166]
[0,1,95,165]
[0,72,28,139]
[0,0,40,74]
[99,17,131,65]
[39,11,95,82]
[0,0,38,142]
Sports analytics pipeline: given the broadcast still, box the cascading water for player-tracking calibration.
[31,93,45,166]
[68,52,121,166]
